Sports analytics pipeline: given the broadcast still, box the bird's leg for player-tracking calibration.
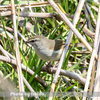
[46,61,59,73]
[46,62,53,73]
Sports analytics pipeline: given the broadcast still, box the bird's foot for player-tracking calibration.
[46,61,59,73]
[46,62,53,73]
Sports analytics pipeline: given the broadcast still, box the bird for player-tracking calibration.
[24,35,65,61]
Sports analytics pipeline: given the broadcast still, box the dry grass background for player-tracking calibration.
[0,0,100,100]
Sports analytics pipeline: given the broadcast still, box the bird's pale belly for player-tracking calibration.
[34,48,63,61]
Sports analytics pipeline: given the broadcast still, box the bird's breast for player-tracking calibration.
[34,46,63,61]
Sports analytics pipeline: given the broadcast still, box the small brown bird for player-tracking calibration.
[25,35,65,61]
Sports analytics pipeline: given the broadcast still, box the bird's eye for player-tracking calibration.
[30,40,36,42]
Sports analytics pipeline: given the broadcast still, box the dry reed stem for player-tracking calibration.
[92,3,100,100]
[83,2,100,100]
[39,66,86,85]
[0,55,48,88]
[62,76,80,100]
[0,44,48,87]
[86,3,96,25]
[88,60,96,99]
[11,1,24,100]
[0,1,59,9]
[84,4,94,32]
[23,76,40,100]
[47,0,85,100]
